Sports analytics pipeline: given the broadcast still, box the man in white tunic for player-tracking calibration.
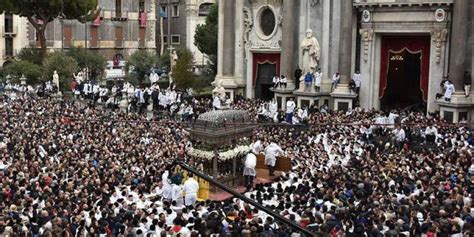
[162,170,172,202]
[444,80,455,102]
[264,143,284,176]
[314,68,322,92]
[286,98,296,124]
[183,174,199,207]
[244,148,257,191]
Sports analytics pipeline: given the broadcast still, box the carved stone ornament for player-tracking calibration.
[310,0,320,7]
[243,7,254,60]
[435,9,446,22]
[362,10,371,22]
[185,4,198,16]
[431,29,448,64]
[360,28,374,62]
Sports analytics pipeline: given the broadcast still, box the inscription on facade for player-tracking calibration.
[251,40,280,49]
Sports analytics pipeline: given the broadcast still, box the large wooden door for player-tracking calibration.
[115,26,123,47]
[90,27,99,48]
[63,26,72,48]
[255,63,276,101]
[139,28,146,48]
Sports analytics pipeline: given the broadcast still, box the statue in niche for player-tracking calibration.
[300,29,320,74]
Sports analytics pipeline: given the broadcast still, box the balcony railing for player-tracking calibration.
[2,49,17,59]
[111,10,129,20]
[90,39,100,48]
[2,26,18,37]
[115,40,124,48]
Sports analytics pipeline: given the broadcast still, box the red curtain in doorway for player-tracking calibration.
[379,36,431,101]
[253,53,280,86]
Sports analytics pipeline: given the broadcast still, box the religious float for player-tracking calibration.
[186,109,258,192]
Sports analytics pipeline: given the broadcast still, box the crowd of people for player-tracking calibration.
[1,82,474,236]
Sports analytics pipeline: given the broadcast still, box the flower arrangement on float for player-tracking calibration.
[187,145,252,161]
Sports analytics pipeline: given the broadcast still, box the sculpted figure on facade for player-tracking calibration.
[243,7,253,47]
[300,29,320,74]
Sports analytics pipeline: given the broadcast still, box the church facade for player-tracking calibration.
[216,0,474,122]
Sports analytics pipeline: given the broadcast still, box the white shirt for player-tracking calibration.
[394,128,406,141]
[162,171,172,199]
[286,100,296,113]
[244,153,257,169]
[184,178,199,196]
[353,73,361,87]
[171,184,183,201]
[273,76,280,83]
[425,126,438,136]
[332,74,340,82]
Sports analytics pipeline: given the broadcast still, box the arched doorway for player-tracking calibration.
[253,53,280,100]
[379,36,430,111]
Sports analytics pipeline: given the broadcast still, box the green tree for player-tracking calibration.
[0,0,100,60]
[3,60,42,84]
[159,50,171,71]
[194,4,218,76]
[43,52,78,92]
[126,50,158,85]
[173,48,196,89]
[66,47,106,80]
[17,48,42,66]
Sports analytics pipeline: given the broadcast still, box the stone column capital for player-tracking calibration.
[359,28,374,62]
[431,28,448,64]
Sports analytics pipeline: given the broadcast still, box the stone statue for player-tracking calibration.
[243,7,253,46]
[171,50,178,70]
[211,79,229,109]
[53,71,60,90]
[300,29,320,74]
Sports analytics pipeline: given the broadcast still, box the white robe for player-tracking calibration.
[244,153,257,176]
[445,84,455,99]
[314,71,322,86]
[264,143,283,167]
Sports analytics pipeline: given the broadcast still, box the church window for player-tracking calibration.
[260,8,276,36]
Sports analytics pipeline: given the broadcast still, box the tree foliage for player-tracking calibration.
[66,47,106,80]
[0,0,100,60]
[4,60,42,85]
[194,4,218,76]
[173,48,196,89]
[126,50,158,85]
[43,52,78,92]
[17,48,42,66]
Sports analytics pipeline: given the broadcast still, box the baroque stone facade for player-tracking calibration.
[217,0,474,121]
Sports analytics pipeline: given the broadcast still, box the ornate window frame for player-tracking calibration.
[255,5,278,41]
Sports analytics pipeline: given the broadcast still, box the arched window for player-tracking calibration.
[198,3,214,16]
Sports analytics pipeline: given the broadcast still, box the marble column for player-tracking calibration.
[448,0,468,89]
[222,0,235,76]
[280,0,300,89]
[337,0,354,83]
